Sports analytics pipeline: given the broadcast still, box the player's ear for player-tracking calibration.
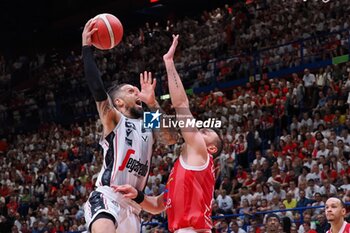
[115,98,124,108]
[207,145,217,155]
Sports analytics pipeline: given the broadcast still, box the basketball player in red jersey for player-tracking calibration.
[114,34,223,233]
[325,197,350,233]
[82,19,176,233]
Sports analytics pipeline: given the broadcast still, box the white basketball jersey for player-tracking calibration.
[96,115,154,191]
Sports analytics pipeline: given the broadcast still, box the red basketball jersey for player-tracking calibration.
[164,155,215,232]
[326,221,350,233]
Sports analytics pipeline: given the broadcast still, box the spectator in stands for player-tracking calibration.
[297,190,314,208]
[298,213,317,233]
[265,213,281,233]
[283,191,297,209]
[231,220,246,233]
[311,193,324,218]
[305,179,321,200]
[319,179,337,197]
[234,134,248,169]
[315,213,330,233]
[240,186,253,206]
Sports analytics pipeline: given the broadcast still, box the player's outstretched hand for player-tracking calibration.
[139,71,157,107]
[82,19,98,46]
[111,185,138,199]
[163,34,179,61]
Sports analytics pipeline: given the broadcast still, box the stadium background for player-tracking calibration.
[0,0,350,232]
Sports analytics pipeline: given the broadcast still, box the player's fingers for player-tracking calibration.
[148,72,152,83]
[86,19,95,30]
[123,193,135,199]
[144,71,149,83]
[114,186,129,193]
[140,73,144,85]
[88,28,98,36]
[152,78,157,89]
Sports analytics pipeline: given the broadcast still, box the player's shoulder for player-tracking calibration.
[342,222,350,232]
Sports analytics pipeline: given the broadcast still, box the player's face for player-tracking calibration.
[325,198,346,222]
[119,85,143,118]
[199,128,218,154]
[266,217,280,232]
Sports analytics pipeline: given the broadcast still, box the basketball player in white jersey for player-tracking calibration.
[82,19,176,233]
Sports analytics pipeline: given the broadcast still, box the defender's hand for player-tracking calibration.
[163,34,179,61]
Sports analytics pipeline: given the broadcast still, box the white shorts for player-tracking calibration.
[174,228,211,233]
[84,186,141,233]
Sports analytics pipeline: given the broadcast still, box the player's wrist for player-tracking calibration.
[132,189,145,204]
[148,100,159,110]
[163,58,174,63]
[82,43,92,48]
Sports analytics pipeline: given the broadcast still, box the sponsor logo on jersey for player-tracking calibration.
[141,135,148,142]
[125,158,149,176]
[166,198,172,209]
[126,128,132,137]
[119,149,149,177]
[125,121,136,130]
[125,137,132,146]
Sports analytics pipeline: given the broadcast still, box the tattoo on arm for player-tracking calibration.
[173,73,179,88]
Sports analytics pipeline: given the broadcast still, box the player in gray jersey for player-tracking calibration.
[82,19,176,233]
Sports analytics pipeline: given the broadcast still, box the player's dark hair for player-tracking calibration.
[107,83,128,101]
[334,197,346,208]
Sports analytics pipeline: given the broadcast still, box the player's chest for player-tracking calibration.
[122,119,152,146]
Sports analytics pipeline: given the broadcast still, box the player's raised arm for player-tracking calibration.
[138,71,177,145]
[163,35,211,165]
[112,185,165,215]
[82,19,121,137]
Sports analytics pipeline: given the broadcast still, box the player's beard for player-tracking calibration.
[130,106,143,119]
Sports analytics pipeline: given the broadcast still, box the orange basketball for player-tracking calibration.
[91,13,123,50]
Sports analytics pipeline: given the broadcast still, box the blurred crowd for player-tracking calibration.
[0,0,350,233]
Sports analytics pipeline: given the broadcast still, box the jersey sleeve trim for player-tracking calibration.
[179,154,210,171]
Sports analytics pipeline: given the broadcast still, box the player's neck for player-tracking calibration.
[122,109,140,119]
[123,112,135,119]
[330,218,345,233]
